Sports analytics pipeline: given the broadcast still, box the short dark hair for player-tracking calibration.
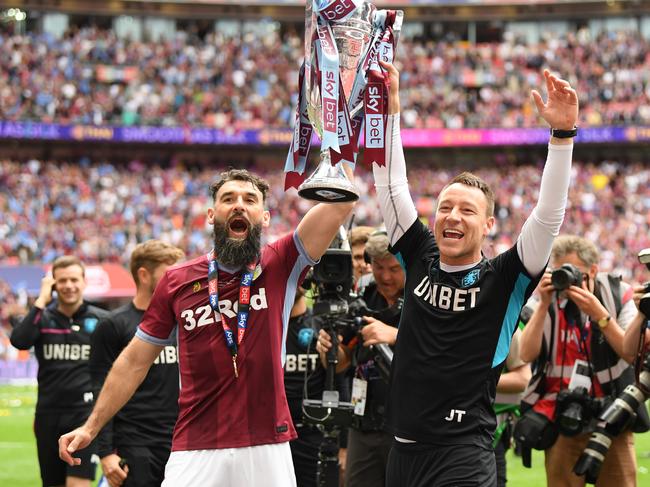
[130,240,185,286]
[209,169,270,203]
[52,255,85,278]
[442,172,495,217]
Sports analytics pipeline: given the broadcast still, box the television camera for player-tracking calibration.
[301,243,395,487]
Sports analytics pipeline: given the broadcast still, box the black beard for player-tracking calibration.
[212,219,262,268]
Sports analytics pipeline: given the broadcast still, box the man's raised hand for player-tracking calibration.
[532,69,579,130]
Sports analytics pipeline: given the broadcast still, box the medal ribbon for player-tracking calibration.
[207,250,256,378]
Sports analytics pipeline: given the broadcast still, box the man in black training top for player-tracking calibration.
[11,255,110,487]
[91,240,184,487]
[375,61,579,486]
[283,283,327,487]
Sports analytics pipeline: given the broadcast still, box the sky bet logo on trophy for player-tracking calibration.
[284,0,403,202]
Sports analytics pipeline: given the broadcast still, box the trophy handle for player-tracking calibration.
[298,150,359,202]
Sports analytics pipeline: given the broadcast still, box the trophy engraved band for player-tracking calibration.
[284,0,404,202]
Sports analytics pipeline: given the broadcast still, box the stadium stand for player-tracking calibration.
[1,26,649,129]
[1,158,648,283]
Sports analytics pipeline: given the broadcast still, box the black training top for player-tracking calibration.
[10,302,110,413]
[90,302,179,457]
[283,312,327,424]
[388,219,539,448]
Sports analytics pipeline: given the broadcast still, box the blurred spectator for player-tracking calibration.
[0,26,648,129]
[0,158,648,284]
[0,278,27,360]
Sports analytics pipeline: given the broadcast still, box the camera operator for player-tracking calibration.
[316,231,404,487]
[518,235,647,487]
[284,284,328,487]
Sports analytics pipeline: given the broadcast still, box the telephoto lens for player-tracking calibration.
[551,263,583,291]
[574,355,650,484]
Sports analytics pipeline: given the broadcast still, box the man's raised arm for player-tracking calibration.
[297,178,356,262]
[372,61,417,247]
[517,69,579,277]
[58,337,163,466]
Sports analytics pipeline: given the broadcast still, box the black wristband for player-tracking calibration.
[550,126,578,138]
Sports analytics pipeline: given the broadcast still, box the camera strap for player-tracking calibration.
[207,250,257,379]
[635,319,648,385]
[557,299,596,398]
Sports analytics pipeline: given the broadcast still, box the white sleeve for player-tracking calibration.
[372,114,418,246]
[517,143,574,277]
[617,294,639,331]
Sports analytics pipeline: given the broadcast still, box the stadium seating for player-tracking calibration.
[1,158,648,284]
[1,27,649,129]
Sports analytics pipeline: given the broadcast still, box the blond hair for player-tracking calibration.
[350,226,375,247]
[130,240,185,286]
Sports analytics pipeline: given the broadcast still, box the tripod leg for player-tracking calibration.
[317,429,341,487]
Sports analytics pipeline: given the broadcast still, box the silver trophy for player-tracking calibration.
[294,1,402,202]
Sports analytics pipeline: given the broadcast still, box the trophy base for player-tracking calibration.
[297,151,359,203]
[298,182,359,202]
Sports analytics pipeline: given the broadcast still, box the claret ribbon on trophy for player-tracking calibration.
[284,0,402,191]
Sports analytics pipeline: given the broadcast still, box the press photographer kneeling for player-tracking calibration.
[316,231,404,487]
[517,235,648,487]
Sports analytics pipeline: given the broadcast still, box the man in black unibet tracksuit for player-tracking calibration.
[373,64,578,486]
[90,240,184,487]
[10,256,109,487]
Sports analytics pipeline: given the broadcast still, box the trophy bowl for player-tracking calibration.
[286,1,402,202]
[298,2,377,202]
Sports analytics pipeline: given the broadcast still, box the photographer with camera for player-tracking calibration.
[518,235,647,487]
[316,231,404,487]
[571,248,650,484]
[622,249,650,359]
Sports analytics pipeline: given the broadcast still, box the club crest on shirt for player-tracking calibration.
[252,263,262,281]
[84,318,98,333]
[193,281,201,292]
[461,269,480,287]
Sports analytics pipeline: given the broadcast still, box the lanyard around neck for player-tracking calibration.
[207,250,256,378]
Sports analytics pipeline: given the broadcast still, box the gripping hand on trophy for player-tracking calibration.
[379,60,400,115]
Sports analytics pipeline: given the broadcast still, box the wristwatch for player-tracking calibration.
[597,315,611,329]
[550,126,578,138]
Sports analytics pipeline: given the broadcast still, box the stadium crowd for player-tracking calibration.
[1,157,648,284]
[1,26,649,129]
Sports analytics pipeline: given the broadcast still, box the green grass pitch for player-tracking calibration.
[1,384,648,486]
